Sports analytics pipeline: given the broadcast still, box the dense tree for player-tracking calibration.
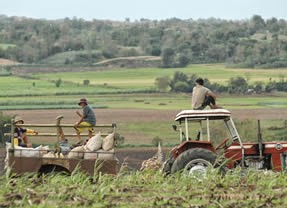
[161,48,175,67]
[228,77,248,94]
[0,15,287,67]
[157,72,287,94]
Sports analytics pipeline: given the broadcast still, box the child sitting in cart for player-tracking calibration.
[10,116,38,148]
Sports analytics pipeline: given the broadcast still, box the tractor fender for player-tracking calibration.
[170,140,216,159]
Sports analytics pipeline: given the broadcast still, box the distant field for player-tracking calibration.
[0,43,16,50]
[1,93,287,110]
[1,63,287,110]
[30,64,287,87]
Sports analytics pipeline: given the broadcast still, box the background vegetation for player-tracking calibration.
[1,14,287,207]
[1,15,287,68]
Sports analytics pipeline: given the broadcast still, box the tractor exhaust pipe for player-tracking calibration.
[258,120,263,158]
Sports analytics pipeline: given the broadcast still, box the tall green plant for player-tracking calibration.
[0,112,13,145]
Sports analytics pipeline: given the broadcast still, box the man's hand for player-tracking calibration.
[74,122,80,127]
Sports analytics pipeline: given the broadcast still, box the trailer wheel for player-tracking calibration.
[38,165,70,176]
[170,148,217,174]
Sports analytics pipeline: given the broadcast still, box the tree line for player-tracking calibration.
[155,71,287,93]
[0,15,287,68]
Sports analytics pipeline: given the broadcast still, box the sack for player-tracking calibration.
[84,132,103,151]
[43,152,64,158]
[102,132,115,151]
[43,152,56,158]
[68,145,85,159]
[14,145,46,158]
[84,149,115,160]
[83,151,98,160]
[98,149,115,160]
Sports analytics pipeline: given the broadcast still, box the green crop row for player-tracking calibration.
[1,168,287,207]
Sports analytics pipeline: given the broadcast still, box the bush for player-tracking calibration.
[0,112,13,145]
[83,80,90,86]
[114,133,125,146]
[152,136,162,146]
[55,78,62,88]
[173,81,189,92]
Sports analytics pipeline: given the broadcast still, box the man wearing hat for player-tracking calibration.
[74,98,96,142]
[12,116,37,147]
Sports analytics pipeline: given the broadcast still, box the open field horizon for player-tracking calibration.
[1,64,287,145]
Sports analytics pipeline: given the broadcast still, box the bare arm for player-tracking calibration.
[75,111,86,127]
[76,110,82,117]
[207,91,216,100]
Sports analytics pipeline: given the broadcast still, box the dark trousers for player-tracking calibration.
[196,96,216,110]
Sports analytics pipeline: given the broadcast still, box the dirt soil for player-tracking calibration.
[1,108,286,174]
[0,58,18,65]
[3,108,287,124]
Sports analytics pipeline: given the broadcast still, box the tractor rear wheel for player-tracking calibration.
[170,148,217,174]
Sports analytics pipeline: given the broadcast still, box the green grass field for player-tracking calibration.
[1,64,286,145]
[1,62,287,110]
[1,93,287,110]
[1,169,287,207]
[0,43,17,49]
[30,64,287,87]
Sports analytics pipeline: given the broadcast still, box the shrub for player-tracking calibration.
[83,80,90,86]
[0,112,13,145]
[152,136,162,146]
[55,78,62,88]
[114,133,125,146]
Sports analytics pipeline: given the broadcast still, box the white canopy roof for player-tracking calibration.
[175,109,231,121]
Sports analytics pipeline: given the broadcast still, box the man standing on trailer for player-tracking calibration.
[192,78,221,110]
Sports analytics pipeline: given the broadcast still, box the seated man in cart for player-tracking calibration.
[74,98,96,142]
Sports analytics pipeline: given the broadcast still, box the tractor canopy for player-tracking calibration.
[175,109,231,122]
[174,109,242,145]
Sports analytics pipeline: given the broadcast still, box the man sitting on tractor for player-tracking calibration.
[192,78,221,110]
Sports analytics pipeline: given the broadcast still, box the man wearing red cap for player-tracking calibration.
[74,98,96,142]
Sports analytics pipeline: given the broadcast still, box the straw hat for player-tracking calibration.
[14,116,24,124]
[78,98,88,105]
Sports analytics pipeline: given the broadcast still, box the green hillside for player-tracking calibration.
[1,15,287,68]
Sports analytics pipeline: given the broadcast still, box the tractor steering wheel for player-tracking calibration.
[215,137,230,150]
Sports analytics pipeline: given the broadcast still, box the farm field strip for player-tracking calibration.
[29,64,287,86]
[0,93,287,110]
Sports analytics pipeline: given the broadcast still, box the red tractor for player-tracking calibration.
[162,109,287,175]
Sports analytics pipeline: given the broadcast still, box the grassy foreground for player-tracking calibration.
[1,169,287,207]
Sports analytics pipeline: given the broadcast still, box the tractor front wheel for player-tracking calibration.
[170,148,217,174]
